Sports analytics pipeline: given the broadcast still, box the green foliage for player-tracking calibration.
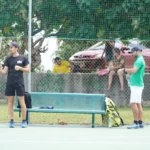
[56,40,96,61]
[0,38,10,63]
[0,0,149,39]
[0,0,28,37]
[0,38,23,63]
[0,0,150,71]
[34,64,45,73]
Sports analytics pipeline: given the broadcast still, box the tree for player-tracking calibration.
[34,0,150,39]
[0,0,150,70]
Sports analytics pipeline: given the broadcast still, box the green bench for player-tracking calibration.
[14,92,106,128]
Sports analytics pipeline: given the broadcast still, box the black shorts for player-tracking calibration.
[5,83,25,96]
[105,54,114,62]
[114,69,119,74]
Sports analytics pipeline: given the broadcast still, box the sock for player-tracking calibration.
[138,120,142,124]
[22,120,26,122]
[134,120,138,124]
[10,119,14,122]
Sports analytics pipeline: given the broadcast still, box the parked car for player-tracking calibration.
[69,40,150,72]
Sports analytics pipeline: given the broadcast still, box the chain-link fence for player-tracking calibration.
[0,0,150,126]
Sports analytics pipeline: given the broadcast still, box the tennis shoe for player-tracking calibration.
[139,123,144,128]
[127,123,139,129]
[9,121,14,128]
[22,120,27,128]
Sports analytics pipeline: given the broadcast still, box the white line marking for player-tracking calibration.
[0,140,149,144]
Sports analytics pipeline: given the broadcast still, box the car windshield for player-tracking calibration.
[88,41,123,51]
[128,43,147,50]
[89,42,105,50]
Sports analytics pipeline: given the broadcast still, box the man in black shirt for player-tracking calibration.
[0,41,30,128]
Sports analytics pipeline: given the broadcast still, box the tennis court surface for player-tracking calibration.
[0,123,150,150]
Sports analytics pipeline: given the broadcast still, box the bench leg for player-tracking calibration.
[92,114,95,128]
[26,111,29,124]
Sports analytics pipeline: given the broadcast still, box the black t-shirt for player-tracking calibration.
[4,55,29,85]
[105,44,114,62]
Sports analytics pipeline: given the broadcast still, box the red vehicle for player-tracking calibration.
[69,40,150,72]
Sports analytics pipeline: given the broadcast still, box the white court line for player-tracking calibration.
[0,140,149,144]
[0,133,150,139]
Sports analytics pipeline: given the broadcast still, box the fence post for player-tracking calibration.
[28,0,32,93]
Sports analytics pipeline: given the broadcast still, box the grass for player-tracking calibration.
[0,103,150,126]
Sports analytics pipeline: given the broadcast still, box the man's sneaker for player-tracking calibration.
[9,121,14,128]
[127,123,139,129]
[139,123,144,128]
[21,121,27,128]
